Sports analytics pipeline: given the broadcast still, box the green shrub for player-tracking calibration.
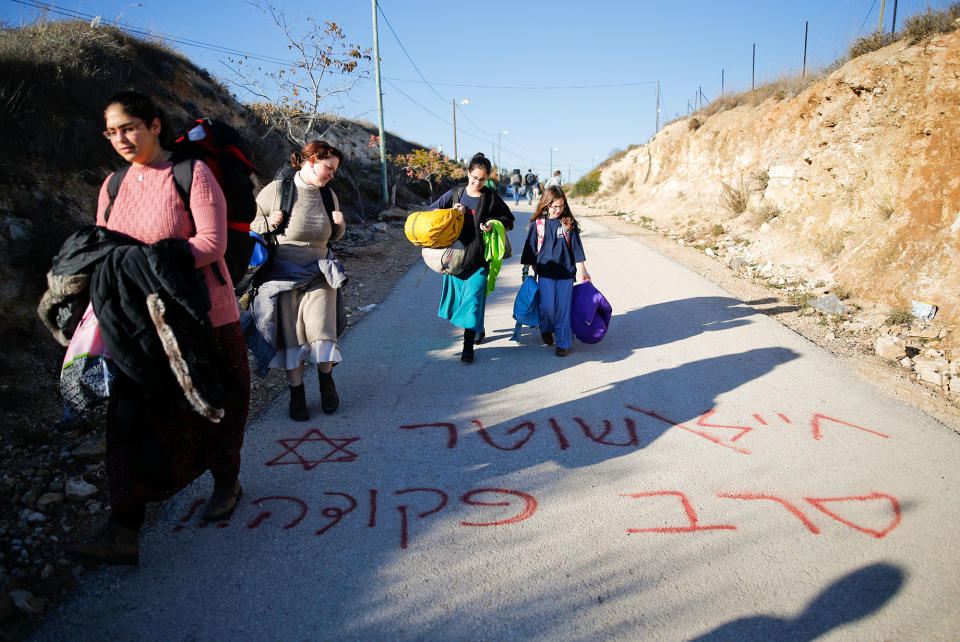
[570,169,601,197]
[848,29,898,59]
[885,307,913,326]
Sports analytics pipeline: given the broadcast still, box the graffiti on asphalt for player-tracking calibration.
[621,490,901,538]
[173,487,539,549]
[398,406,889,456]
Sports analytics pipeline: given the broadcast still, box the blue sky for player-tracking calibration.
[3,0,947,180]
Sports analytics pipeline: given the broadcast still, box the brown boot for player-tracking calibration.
[318,369,339,414]
[67,521,139,566]
[203,479,243,522]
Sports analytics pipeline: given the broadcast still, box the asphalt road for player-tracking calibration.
[37,208,960,640]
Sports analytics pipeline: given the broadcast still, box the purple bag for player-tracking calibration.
[571,281,612,344]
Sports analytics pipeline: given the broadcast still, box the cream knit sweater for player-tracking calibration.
[252,173,345,257]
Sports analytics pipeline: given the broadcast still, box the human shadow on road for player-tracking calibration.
[690,562,906,641]
[404,345,800,476]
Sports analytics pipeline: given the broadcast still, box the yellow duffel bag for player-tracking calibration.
[404,208,463,248]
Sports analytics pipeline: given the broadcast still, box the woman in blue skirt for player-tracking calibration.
[427,153,514,363]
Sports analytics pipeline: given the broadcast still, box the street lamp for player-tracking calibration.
[550,147,559,176]
[452,98,468,163]
[498,131,508,177]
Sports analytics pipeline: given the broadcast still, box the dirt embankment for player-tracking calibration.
[586,28,959,330]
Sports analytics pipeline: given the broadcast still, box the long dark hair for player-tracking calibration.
[291,139,344,169]
[530,186,579,232]
[104,90,172,147]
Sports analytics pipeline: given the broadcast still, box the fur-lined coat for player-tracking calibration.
[38,226,226,421]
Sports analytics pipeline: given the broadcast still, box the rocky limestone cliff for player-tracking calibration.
[585,28,959,326]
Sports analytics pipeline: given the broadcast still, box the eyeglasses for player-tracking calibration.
[102,120,144,140]
[548,203,565,210]
[467,173,486,183]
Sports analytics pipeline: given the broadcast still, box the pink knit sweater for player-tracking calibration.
[96,159,240,327]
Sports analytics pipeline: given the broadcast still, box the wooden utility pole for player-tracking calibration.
[655,80,660,131]
[721,69,724,96]
[372,0,388,204]
[802,21,809,78]
[891,0,899,32]
[878,0,886,32]
[751,43,756,91]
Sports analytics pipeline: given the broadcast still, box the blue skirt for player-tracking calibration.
[438,268,488,333]
[537,276,574,349]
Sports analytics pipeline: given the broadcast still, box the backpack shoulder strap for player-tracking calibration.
[536,217,545,251]
[103,165,131,223]
[319,185,335,224]
[171,157,197,236]
[450,185,465,207]
[172,157,195,213]
[274,167,297,236]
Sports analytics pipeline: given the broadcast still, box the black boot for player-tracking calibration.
[289,384,309,422]
[318,368,339,414]
[203,479,243,522]
[67,521,140,566]
[461,329,476,363]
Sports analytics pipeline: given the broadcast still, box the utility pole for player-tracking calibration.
[891,0,899,33]
[371,0,388,204]
[721,69,724,96]
[655,80,660,132]
[802,21,809,79]
[451,99,457,164]
[751,43,756,91]
[878,0,886,32]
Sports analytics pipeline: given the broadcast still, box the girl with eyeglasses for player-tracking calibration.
[427,153,514,363]
[519,186,591,357]
[66,91,249,564]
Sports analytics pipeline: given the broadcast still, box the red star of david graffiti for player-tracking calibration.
[266,428,360,470]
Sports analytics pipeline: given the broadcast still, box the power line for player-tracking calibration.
[859,0,880,34]
[375,4,447,104]
[11,0,291,66]
[383,77,659,90]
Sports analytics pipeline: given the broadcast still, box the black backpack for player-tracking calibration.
[525,173,537,186]
[105,118,258,290]
[240,163,336,294]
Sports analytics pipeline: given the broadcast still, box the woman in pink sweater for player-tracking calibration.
[68,92,249,565]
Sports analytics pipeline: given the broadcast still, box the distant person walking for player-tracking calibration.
[544,170,563,189]
[247,140,346,422]
[510,170,522,205]
[427,153,514,363]
[65,91,249,564]
[524,169,538,204]
[520,186,590,357]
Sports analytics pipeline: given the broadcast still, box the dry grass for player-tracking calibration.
[750,169,770,193]
[673,4,960,131]
[720,180,747,214]
[688,117,702,131]
[754,202,781,225]
[885,307,913,326]
[605,170,630,192]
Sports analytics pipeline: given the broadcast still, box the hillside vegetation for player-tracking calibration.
[579,22,960,331]
[0,19,422,430]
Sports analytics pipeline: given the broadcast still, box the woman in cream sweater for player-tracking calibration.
[249,140,345,421]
